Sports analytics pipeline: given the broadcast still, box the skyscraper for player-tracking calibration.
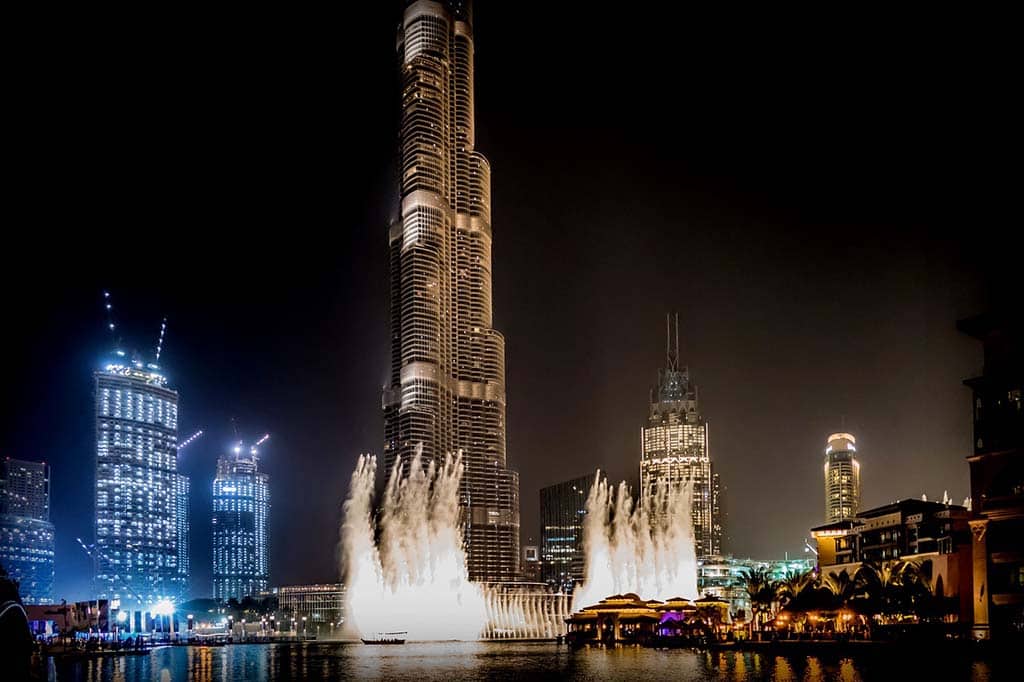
[0,458,55,604]
[540,474,593,592]
[94,354,187,608]
[823,432,860,522]
[640,315,722,558]
[212,440,270,601]
[382,0,519,582]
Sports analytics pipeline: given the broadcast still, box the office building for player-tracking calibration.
[640,315,722,558]
[540,475,592,592]
[94,354,186,608]
[0,458,55,604]
[212,441,270,601]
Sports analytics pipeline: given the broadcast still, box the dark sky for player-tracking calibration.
[3,4,1012,600]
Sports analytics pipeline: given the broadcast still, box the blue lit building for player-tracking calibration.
[0,458,55,604]
[94,356,188,608]
[212,441,269,601]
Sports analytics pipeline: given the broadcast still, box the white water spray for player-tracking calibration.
[573,471,698,610]
[341,446,486,640]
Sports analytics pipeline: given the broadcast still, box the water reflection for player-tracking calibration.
[50,641,1007,681]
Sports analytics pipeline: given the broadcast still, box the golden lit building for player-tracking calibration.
[383,0,519,583]
[640,314,722,558]
[823,433,860,522]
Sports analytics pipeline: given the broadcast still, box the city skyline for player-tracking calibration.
[2,2,1005,603]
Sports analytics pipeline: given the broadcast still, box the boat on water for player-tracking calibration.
[361,631,407,645]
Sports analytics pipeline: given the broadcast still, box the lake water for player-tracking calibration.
[49,641,1009,681]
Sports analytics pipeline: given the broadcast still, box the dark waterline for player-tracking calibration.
[49,641,1008,681]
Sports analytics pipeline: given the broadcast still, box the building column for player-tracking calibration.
[969,519,990,640]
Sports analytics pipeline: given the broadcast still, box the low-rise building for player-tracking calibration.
[272,583,345,631]
[811,499,973,623]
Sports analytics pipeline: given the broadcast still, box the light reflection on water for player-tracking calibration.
[49,641,1003,681]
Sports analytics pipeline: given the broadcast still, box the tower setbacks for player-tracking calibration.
[383,0,519,582]
[640,314,723,559]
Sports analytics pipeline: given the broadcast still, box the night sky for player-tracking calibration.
[3,4,1012,601]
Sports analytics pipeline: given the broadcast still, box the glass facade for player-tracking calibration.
[94,361,187,608]
[384,0,519,582]
[540,475,593,592]
[0,458,54,604]
[212,445,269,601]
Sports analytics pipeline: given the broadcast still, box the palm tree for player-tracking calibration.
[776,569,817,610]
[740,566,777,637]
[854,559,921,620]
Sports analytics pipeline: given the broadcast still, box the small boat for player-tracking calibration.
[361,631,407,645]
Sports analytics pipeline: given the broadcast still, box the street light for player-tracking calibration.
[302,616,307,638]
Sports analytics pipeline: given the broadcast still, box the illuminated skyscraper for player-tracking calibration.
[640,315,722,558]
[0,458,55,604]
[94,355,187,607]
[212,440,270,601]
[823,432,860,522]
[383,0,519,582]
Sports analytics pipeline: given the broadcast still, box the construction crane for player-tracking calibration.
[76,537,148,607]
[155,317,167,363]
[177,430,204,453]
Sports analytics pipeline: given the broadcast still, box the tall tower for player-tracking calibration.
[0,458,55,604]
[212,440,270,601]
[640,314,722,558]
[383,0,519,582]
[94,355,186,607]
[823,433,860,522]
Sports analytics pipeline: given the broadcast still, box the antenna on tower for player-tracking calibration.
[155,316,167,364]
[666,312,680,371]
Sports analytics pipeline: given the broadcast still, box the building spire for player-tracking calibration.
[666,312,680,371]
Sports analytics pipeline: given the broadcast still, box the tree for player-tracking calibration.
[853,560,925,620]
[740,567,777,635]
[776,569,817,610]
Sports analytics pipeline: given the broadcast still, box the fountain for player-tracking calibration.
[341,457,693,640]
[341,447,487,641]
[572,472,698,611]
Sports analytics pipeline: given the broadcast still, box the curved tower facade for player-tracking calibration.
[384,0,519,582]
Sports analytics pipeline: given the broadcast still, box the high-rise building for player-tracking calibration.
[94,355,186,608]
[640,315,722,558]
[823,432,860,522]
[382,0,519,582]
[0,458,55,604]
[212,441,270,601]
[540,474,593,592]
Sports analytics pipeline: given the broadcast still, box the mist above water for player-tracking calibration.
[573,472,698,610]
[341,447,486,641]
